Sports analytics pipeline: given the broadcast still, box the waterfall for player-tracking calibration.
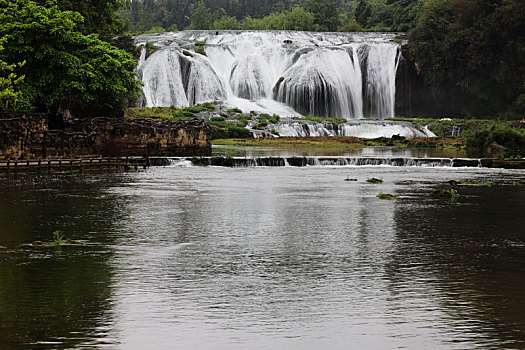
[272,120,432,138]
[136,31,401,119]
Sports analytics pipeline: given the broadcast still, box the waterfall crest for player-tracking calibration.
[136,31,401,120]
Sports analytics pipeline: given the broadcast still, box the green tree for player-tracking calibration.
[354,0,371,27]
[283,6,315,31]
[0,37,26,114]
[213,15,241,30]
[409,0,525,117]
[186,1,215,30]
[305,0,339,31]
[36,0,128,40]
[0,0,142,115]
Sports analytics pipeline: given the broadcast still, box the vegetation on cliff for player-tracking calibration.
[408,0,525,118]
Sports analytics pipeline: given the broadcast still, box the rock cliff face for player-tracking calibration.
[0,115,211,160]
[91,118,211,156]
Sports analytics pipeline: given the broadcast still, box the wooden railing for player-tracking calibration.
[0,156,149,175]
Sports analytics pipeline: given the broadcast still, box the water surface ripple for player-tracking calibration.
[0,166,524,349]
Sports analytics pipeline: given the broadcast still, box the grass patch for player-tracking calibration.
[212,136,366,148]
[227,108,243,114]
[125,103,215,121]
[293,116,347,124]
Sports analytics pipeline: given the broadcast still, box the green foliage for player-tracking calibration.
[145,26,166,33]
[257,113,280,125]
[227,108,242,114]
[186,1,215,30]
[430,188,458,201]
[210,121,252,139]
[0,37,27,114]
[339,18,363,32]
[52,230,66,245]
[466,122,525,156]
[0,0,142,114]
[126,103,215,121]
[213,15,240,30]
[305,0,339,31]
[196,46,206,56]
[48,0,127,40]
[409,0,525,116]
[293,115,346,124]
[240,7,316,31]
[235,113,252,126]
[210,116,225,122]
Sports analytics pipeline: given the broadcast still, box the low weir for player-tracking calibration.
[149,156,489,168]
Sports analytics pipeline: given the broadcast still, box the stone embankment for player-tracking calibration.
[0,115,212,160]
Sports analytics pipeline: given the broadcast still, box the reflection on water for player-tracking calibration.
[0,166,524,349]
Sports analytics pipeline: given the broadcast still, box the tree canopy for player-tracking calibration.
[0,0,141,115]
[35,0,128,40]
[408,0,525,116]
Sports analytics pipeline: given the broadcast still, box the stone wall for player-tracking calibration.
[0,115,212,160]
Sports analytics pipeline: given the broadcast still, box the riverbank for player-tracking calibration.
[125,105,524,157]
[0,114,212,160]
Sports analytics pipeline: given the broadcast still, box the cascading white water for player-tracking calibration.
[364,44,401,118]
[273,120,432,138]
[140,49,189,107]
[136,31,401,119]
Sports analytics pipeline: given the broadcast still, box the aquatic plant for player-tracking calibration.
[53,230,66,245]
[377,193,398,199]
[32,230,78,248]
[429,188,459,201]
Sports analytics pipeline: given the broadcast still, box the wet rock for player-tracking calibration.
[286,157,307,167]
[452,158,480,167]
[429,189,459,200]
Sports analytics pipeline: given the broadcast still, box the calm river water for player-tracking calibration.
[1,155,524,349]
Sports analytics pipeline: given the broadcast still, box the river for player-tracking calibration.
[1,152,524,349]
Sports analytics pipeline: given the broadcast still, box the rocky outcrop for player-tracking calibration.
[0,115,212,160]
[0,115,49,159]
[91,117,211,156]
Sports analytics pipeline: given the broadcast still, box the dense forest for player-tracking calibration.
[0,0,524,119]
[120,0,423,33]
